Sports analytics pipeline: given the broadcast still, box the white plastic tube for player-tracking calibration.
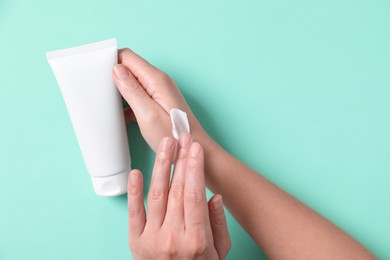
[46,39,131,197]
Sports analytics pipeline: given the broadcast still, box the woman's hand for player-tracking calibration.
[112,48,208,152]
[115,49,231,258]
[127,133,231,259]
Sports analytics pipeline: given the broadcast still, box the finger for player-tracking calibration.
[124,107,137,123]
[208,195,231,259]
[184,142,210,231]
[128,170,146,241]
[118,49,186,113]
[118,48,160,88]
[146,137,175,227]
[113,64,173,151]
[163,133,193,227]
[113,64,161,117]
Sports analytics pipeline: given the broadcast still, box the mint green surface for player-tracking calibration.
[1,0,389,259]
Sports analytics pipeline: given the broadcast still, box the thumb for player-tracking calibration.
[113,64,158,118]
[113,64,172,151]
[208,195,231,259]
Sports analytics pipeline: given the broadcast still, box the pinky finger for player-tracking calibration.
[208,195,231,259]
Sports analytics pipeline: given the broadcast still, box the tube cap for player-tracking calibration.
[90,171,129,197]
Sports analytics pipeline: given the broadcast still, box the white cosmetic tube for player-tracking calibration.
[46,39,131,197]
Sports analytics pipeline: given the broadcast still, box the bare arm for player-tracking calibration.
[199,136,374,259]
[113,48,374,259]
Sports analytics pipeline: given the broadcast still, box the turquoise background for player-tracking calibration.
[0,0,389,259]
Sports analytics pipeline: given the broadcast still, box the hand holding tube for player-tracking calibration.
[112,49,208,151]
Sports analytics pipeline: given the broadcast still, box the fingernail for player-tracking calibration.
[213,196,223,211]
[179,133,191,148]
[161,137,174,152]
[114,64,129,80]
[130,171,139,184]
[189,142,201,157]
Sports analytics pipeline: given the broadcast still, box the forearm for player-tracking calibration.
[199,134,374,259]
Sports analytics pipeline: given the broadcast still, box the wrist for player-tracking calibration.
[192,127,220,156]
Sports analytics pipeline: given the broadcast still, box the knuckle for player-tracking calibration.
[187,237,208,256]
[160,235,178,256]
[169,182,184,199]
[143,110,160,124]
[176,148,188,161]
[151,70,176,87]
[149,188,166,201]
[157,151,171,165]
[128,206,143,218]
[123,80,142,95]
[155,70,171,83]
[119,80,143,103]
[186,189,204,204]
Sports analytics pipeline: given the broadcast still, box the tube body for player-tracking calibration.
[47,39,131,197]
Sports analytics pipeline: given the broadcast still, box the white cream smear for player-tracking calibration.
[170,108,190,140]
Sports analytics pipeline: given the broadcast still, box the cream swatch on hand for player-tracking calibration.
[170,108,190,140]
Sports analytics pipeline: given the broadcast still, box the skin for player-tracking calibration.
[127,134,230,260]
[112,48,375,259]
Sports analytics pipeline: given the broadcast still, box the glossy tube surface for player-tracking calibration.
[47,39,131,197]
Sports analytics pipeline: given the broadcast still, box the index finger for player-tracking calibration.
[118,48,160,87]
[184,142,210,231]
[146,137,175,228]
